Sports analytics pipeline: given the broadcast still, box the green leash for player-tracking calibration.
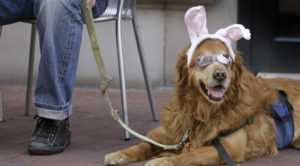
[81,0,188,150]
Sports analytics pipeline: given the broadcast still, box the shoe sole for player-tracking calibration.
[28,140,70,155]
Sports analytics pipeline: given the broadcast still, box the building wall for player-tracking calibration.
[0,0,237,89]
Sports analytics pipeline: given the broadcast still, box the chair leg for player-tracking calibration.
[25,24,37,116]
[131,17,159,121]
[115,20,131,140]
[0,27,2,121]
[0,90,3,121]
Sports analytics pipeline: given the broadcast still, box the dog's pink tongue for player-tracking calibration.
[207,88,225,98]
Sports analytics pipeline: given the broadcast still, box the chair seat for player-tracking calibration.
[23,20,36,24]
[94,16,115,22]
[24,0,133,24]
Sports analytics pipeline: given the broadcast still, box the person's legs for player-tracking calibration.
[34,0,84,120]
[34,0,108,121]
[29,0,108,155]
[28,0,83,155]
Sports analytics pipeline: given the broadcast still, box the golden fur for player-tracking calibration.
[104,39,300,166]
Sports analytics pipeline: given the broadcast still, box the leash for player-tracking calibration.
[81,1,257,159]
[212,119,253,166]
[81,0,189,150]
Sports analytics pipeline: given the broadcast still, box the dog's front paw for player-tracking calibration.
[145,158,175,166]
[104,151,131,165]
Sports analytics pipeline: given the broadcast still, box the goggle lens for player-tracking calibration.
[190,54,232,68]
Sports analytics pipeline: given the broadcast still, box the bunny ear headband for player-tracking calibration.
[185,6,251,66]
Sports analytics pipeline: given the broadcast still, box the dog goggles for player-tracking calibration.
[189,54,233,68]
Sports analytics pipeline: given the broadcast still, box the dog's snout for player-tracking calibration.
[213,69,227,81]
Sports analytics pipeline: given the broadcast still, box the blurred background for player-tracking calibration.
[0,0,299,90]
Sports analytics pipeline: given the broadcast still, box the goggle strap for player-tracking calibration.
[189,60,196,68]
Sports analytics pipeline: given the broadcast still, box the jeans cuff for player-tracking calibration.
[35,101,73,120]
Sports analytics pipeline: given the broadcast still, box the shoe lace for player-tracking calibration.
[34,115,59,141]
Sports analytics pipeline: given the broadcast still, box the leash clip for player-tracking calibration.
[179,129,191,147]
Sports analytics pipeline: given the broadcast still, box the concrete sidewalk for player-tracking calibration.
[0,87,300,166]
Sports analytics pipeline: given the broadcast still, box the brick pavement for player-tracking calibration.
[0,87,299,166]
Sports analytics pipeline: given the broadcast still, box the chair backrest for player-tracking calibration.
[101,0,135,19]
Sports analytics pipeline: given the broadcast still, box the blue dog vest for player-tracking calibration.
[211,89,294,166]
[271,90,294,149]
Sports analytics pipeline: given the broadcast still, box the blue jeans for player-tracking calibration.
[0,0,108,120]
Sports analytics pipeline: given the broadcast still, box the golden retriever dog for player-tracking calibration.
[104,6,300,166]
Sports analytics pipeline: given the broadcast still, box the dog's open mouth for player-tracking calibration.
[200,82,225,102]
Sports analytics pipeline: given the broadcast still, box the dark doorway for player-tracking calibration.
[238,0,300,73]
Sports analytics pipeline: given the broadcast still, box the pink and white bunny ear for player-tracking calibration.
[185,6,208,43]
[216,24,251,42]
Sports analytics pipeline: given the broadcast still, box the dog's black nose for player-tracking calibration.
[213,69,227,81]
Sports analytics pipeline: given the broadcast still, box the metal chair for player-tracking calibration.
[21,0,158,139]
[0,21,37,121]
[0,26,2,121]
[0,89,2,121]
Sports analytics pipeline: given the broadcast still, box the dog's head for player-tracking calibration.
[189,39,232,103]
[175,6,251,105]
[176,39,239,104]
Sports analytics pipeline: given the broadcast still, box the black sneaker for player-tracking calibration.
[28,116,71,155]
